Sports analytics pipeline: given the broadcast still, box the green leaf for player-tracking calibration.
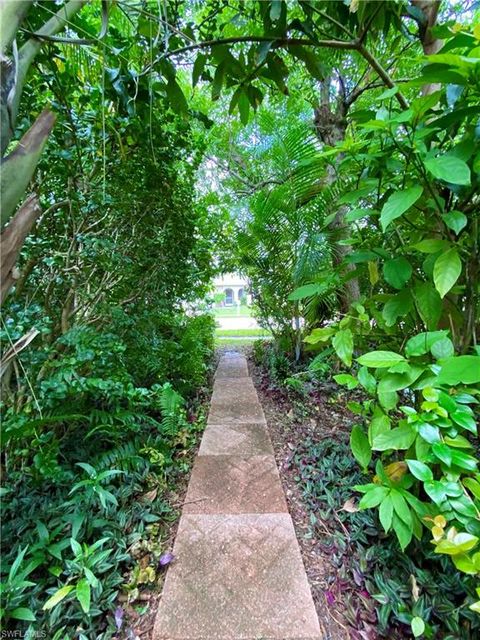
[391,489,412,526]
[432,442,453,466]
[412,238,449,253]
[357,351,405,368]
[10,607,36,621]
[451,410,477,434]
[192,54,206,87]
[437,356,480,385]
[358,486,389,509]
[358,366,377,394]
[334,374,358,390]
[382,289,413,326]
[433,248,462,298]
[431,337,454,359]
[435,532,479,555]
[383,257,412,289]
[405,331,448,357]
[369,414,391,444]
[418,422,441,444]
[70,538,82,558]
[288,45,326,81]
[380,185,423,231]
[392,512,413,550]
[350,425,371,469]
[304,327,335,344]
[288,283,324,301]
[411,616,425,638]
[450,449,478,471]
[443,210,467,235]
[424,480,446,504]
[76,578,91,614]
[332,329,353,367]
[211,61,226,101]
[166,79,188,115]
[425,155,471,185]
[379,494,393,532]
[238,91,250,125]
[406,459,433,482]
[372,424,416,451]
[43,585,75,610]
[83,567,99,588]
[414,282,442,330]
[463,478,480,500]
[378,390,398,411]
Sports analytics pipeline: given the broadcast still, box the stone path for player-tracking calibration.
[153,352,322,640]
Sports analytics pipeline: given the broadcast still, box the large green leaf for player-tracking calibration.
[383,257,412,289]
[414,282,442,329]
[10,607,36,621]
[372,424,416,451]
[358,486,389,509]
[379,494,393,532]
[332,329,353,367]
[424,155,471,185]
[431,337,455,359]
[433,248,462,298]
[304,327,335,344]
[391,489,412,526]
[166,79,188,115]
[43,585,74,610]
[288,283,324,301]
[357,351,405,368]
[76,578,91,613]
[350,425,371,469]
[392,512,413,550]
[406,459,433,482]
[443,210,467,235]
[380,186,423,231]
[405,331,448,357]
[437,356,480,384]
[382,289,413,326]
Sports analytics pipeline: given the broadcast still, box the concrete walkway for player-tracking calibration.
[153,352,321,640]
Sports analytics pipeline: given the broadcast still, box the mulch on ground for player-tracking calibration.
[247,350,363,640]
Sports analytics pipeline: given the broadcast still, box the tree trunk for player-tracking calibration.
[411,0,443,94]
[0,194,41,304]
[313,80,360,312]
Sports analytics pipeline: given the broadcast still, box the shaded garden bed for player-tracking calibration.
[248,346,475,640]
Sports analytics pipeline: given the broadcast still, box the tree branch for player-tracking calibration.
[144,35,356,74]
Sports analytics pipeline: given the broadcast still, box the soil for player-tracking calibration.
[246,348,354,640]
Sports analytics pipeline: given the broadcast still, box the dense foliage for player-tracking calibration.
[1,2,221,636]
[1,0,479,638]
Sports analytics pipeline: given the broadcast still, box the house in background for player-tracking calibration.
[213,273,251,307]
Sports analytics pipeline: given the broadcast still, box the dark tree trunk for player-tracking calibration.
[313,78,360,312]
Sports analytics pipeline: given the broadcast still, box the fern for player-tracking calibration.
[92,439,148,474]
[157,383,186,436]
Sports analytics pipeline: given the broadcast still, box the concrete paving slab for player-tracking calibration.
[211,378,258,405]
[153,513,322,640]
[184,455,288,514]
[207,398,266,424]
[215,356,249,378]
[198,423,273,456]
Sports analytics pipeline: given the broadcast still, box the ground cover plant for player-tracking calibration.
[252,341,479,639]
[1,1,479,638]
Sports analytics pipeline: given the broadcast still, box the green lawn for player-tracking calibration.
[215,337,257,347]
[215,328,271,337]
[213,305,251,317]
